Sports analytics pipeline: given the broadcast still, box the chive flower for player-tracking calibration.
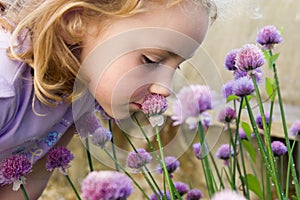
[255,112,272,130]
[271,141,287,157]
[235,44,265,71]
[46,146,74,175]
[222,80,235,100]
[91,127,112,148]
[126,148,152,169]
[186,188,203,200]
[216,144,235,166]
[211,189,246,200]
[289,120,300,140]
[157,156,179,175]
[256,25,283,49]
[218,107,236,124]
[174,181,189,196]
[76,112,102,138]
[232,76,254,97]
[224,48,239,71]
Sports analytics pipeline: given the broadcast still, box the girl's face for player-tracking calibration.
[80,2,209,119]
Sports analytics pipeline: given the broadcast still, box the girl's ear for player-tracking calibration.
[59,7,85,45]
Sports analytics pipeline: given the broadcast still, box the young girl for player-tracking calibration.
[0,0,216,199]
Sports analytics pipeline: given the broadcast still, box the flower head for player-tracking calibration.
[174,181,189,196]
[224,48,239,71]
[126,148,152,169]
[193,143,209,159]
[257,25,283,49]
[218,107,236,124]
[289,120,300,140]
[91,127,112,148]
[172,85,212,129]
[255,112,272,130]
[235,44,265,71]
[157,156,179,175]
[46,146,74,174]
[81,170,133,200]
[232,76,254,97]
[216,144,234,166]
[0,154,32,188]
[141,93,168,116]
[150,191,171,200]
[76,112,102,138]
[211,189,246,200]
[239,128,254,140]
[222,80,235,99]
[234,68,264,84]
[186,188,203,200]
[271,141,287,157]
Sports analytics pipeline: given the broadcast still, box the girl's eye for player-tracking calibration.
[142,55,159,64]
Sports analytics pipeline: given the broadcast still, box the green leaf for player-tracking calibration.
[226,94,239,103]
[241,122,252,139]
[241,140,256,163]
[262,49,270,60]
[271,53,280,63]
[246,174,264,199]
[265,77,276,101]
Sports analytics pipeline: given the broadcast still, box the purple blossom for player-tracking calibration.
[150,191,171,200]
[81,170,133,200]
[76,112,102,138]
[234,67,264,84]
[211,189,246,200]
[141,93,168,116]
[91,127,112,148]
[222,80,235,99]
[95,103,112,120]
[193,143,209,159]
[239,128,254,140]
[224,48,239,71]
[216,144,234,166]
[255,112,272,130]
[172,85,212,129]
[186,188,203,200]
[257,25,283,49]
[157,156,179,175]
[218,107,236,124]
[271,141,287,157]
[126,148,152,169]
[232,76,254,97]
[174,181,189,196]
[235,44,265,71]
[46,146,74,174]
[0,154,32,186]
[289,120,300,140]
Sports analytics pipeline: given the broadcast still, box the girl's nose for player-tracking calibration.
[149,83,171,97]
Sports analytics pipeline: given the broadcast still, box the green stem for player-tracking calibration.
[285,138,297,199]
[85,138,94,172]
[208,151,225,189]
[65,175,81,200]
[20,184,30,200]
[109,119,119,171]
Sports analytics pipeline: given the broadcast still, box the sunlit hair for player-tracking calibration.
[0,0,217,107]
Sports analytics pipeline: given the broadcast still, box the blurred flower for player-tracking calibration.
[91,127,112,148]
[81,170,133,200]
[174,181,189,196]
[232,76,254,97]
[234,67,264,84]
[235,44,265,71]
[255,112,272,130]
[95,103,112,120]
[150,191,171,200]
[157,156,179,175]
[216,144,235,166]
[218,107,236,124]
[126,148,152,169]
[271,141,287,157]
[239,128,254,140]
[193,143,209,159]
[46,146,74,175]
[172,85,212,129]
[186,188,203,200]
[289,120,300,140]
[211,189,246,200]
[256,25,283,49]
[222,80,235,99]
[76,112,102,138]
[0,154,32,190]
[224,48,239,71]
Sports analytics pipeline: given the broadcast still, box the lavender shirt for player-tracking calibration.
[0,30,94,165]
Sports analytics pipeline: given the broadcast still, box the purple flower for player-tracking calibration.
[0,154,32,187]
[126,148,152,169]
[81,170,133,200]
[211,189,246,200]
[150,191,171,200]
[172,85,212,129]
[232,76,254,97]
[76,112,102,138]
[91,127,112,148]
[222,80,235,99]
[186,188,203,200]
[235,44,265,71]
[157,156,179,175]
[271,141,287,157]
[95,103,112,120]
[193,143,209,159]
[289,120,300,140]
[239,128,254,140]
[174,181,189,196]
[141,93,168,116]
[255,112,272,130]
[234,68,264,84]
[257,25,283,49]
[46,146,74,174]
[224,48,239,71]
[218,107,236,124]
[216,144,234,166]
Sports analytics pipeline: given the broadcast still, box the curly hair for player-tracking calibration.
[0,0,217,107]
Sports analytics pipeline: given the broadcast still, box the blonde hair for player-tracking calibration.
[0,0,216,107]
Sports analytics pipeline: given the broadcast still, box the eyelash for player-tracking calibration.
[142,55,159,64]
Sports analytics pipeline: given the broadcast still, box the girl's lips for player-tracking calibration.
[130,102,142,110]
